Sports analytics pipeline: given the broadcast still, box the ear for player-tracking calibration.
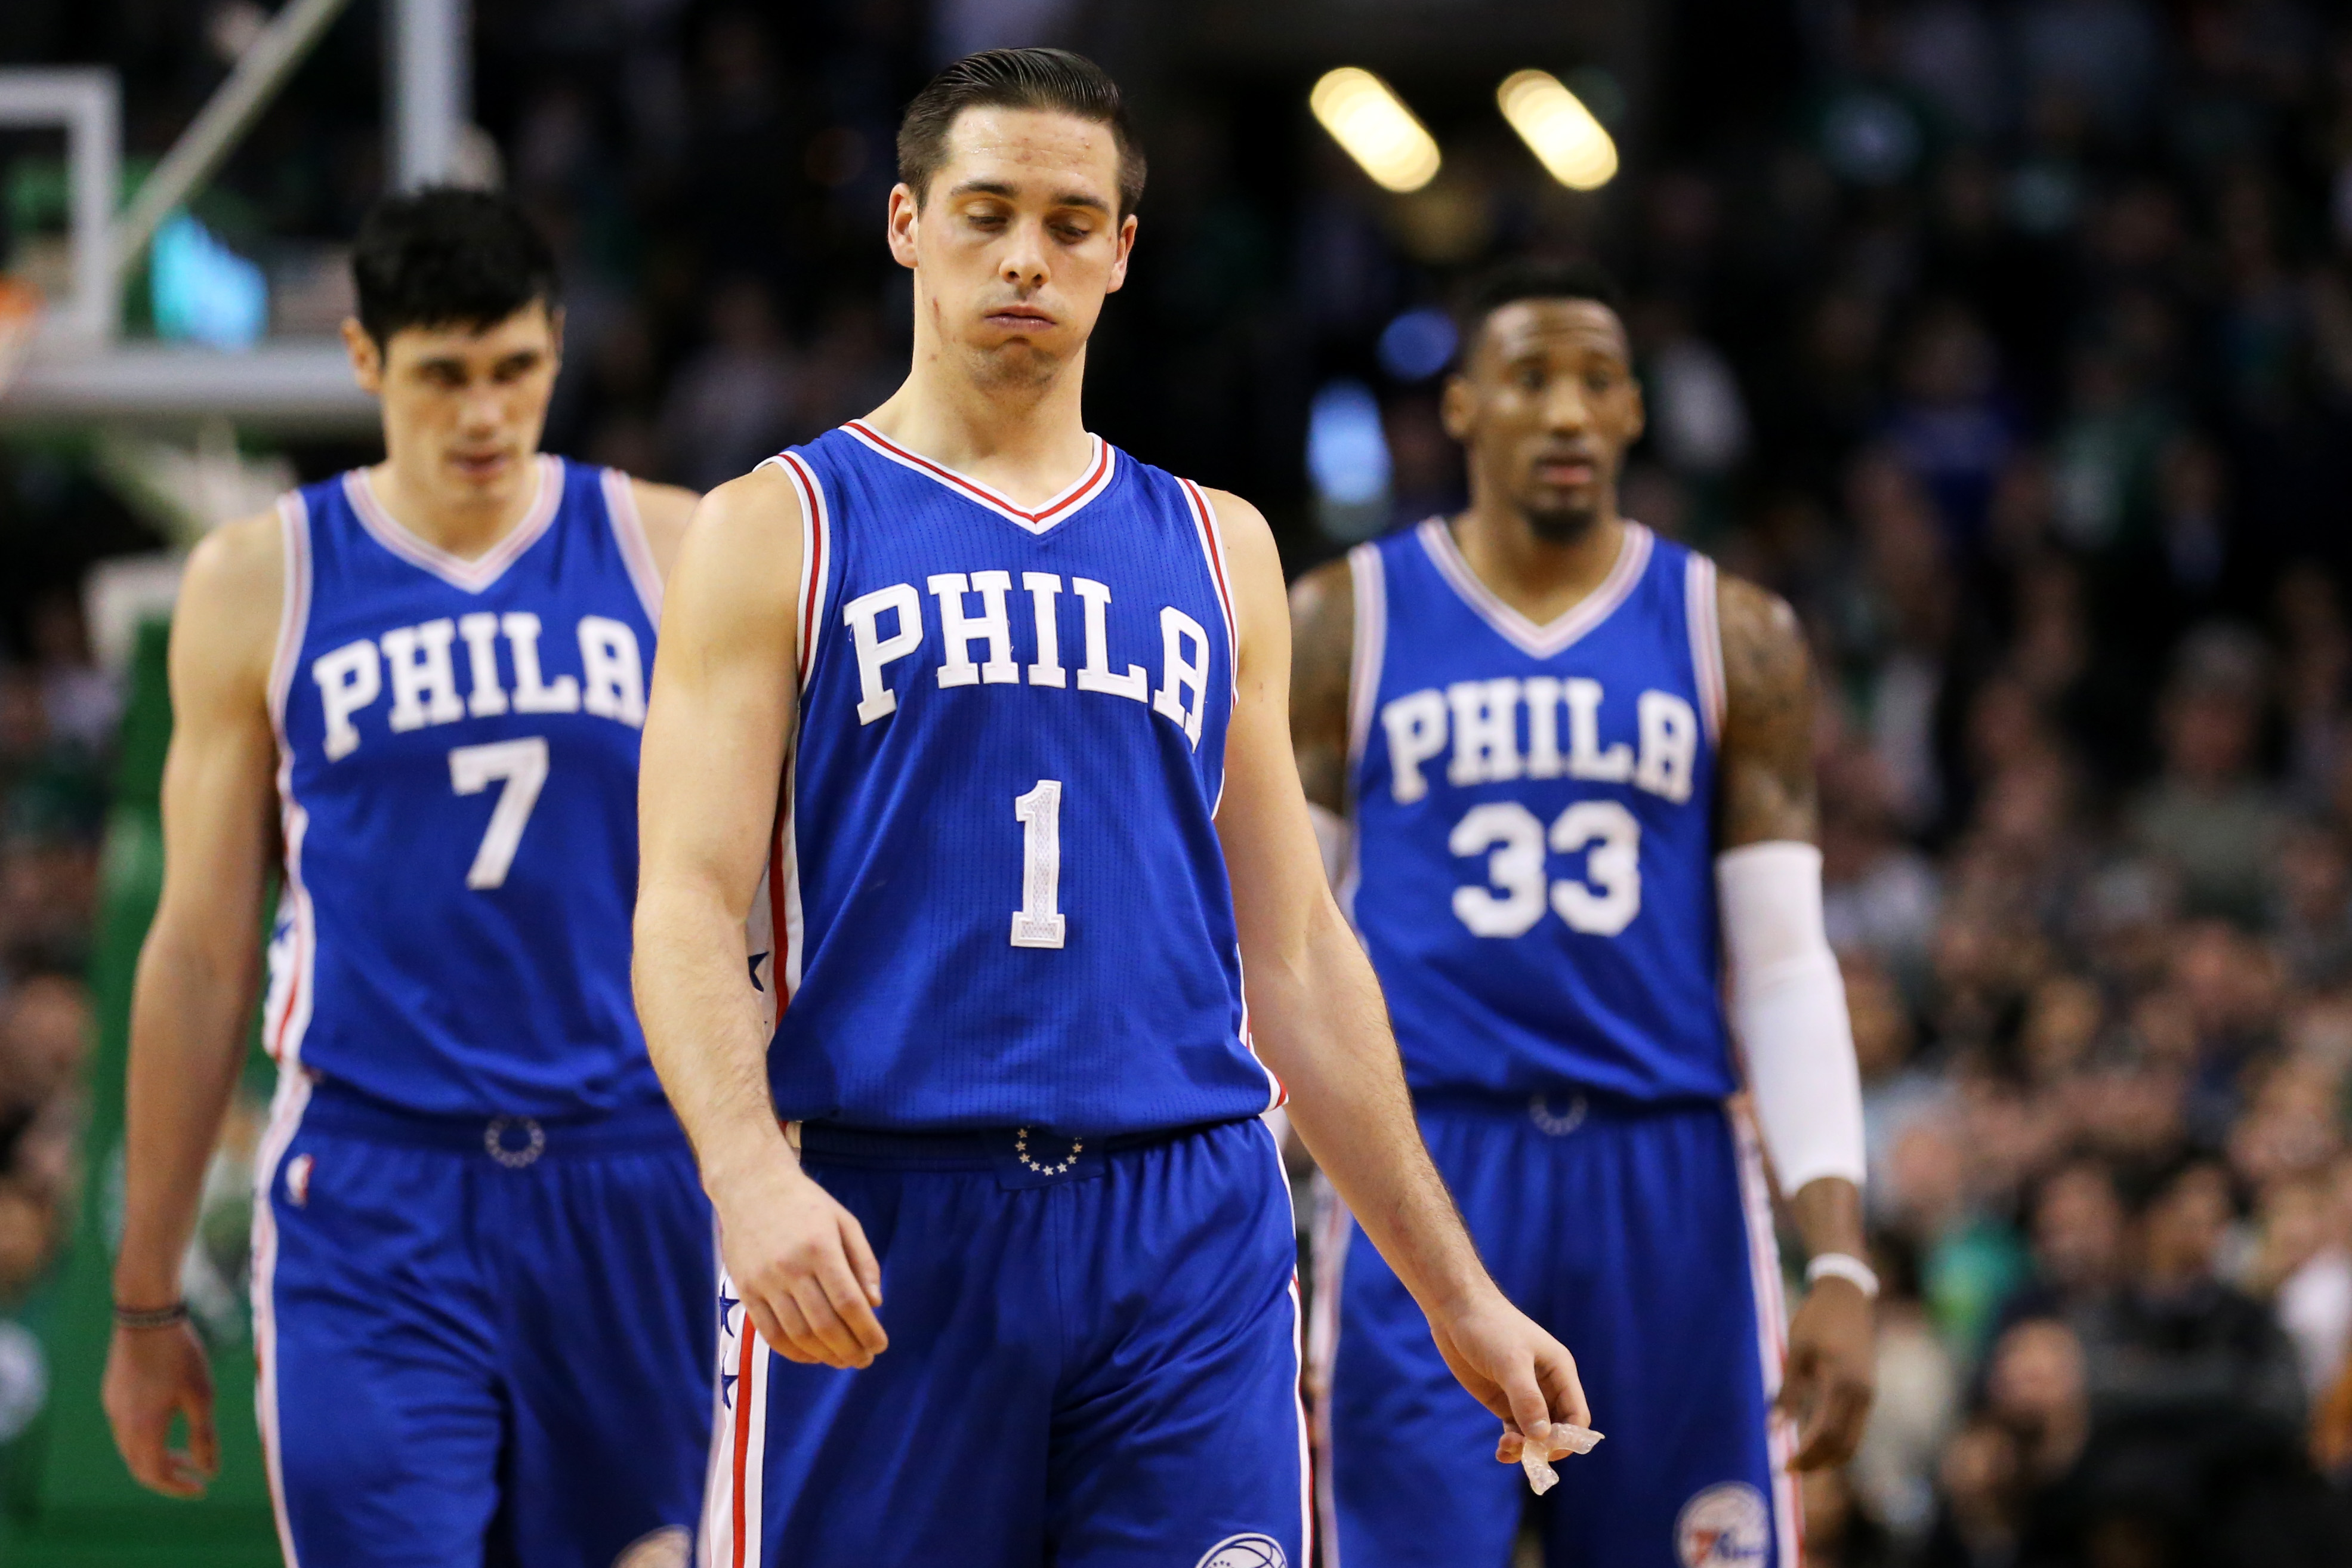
[886,184,921,271]
[1104,212,1139,295]
[1439,374,1475,442]
[545,303,567,375]
[341,317,384,396]
[1622,376,1647,448]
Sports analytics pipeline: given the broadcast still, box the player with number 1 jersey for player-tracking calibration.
[103,191,713,1568]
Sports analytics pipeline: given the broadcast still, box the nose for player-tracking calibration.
[1542,377,1591,433]
[999,217,1050,291]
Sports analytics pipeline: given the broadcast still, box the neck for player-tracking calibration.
[368,445,542,561]
[1449,481,1628,622]
[859,295,1096,505]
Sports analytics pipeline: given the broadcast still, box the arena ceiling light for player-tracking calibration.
[1498,69,1618,191]
[1310,67,1441,194]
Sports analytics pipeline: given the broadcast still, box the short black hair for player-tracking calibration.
[351,187,559,347]
[1455,258,1626,353]
[897,48,1146,216]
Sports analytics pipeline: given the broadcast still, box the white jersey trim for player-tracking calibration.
[250,1067,313,1568]
[601,468,664,624]
[1307,1176,1353,1568]
[1731,1104,1805,1568]
[1175,477,1240,702]
[703,1264,774,1568]
[1416,516,1653,660]
[1686,552,1726,743]
[343,454,563,593]
[841,420,1116,536]
[1336,542,1386,927]
[264,495,316,1071]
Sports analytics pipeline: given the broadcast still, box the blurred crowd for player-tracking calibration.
[0,591,103,1319]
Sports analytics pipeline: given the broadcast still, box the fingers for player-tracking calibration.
[1791,1373,1873,1471]
[839,1211,884,1308]
[1496,1355,1558,1459]
[180,1380,221,1482]
[786,1272,874,1369]
[1535,1342,1591,1437]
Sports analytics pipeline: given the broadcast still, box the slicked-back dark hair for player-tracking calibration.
[1455,258,1626,358]
[897,48,1146,216]
[352,187,559,347]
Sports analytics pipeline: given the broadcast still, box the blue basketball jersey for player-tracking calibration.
[1345,518,1735,1103]
[751,421,1277,1135]
[264,458,665,1117]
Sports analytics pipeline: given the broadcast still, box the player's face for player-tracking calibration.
[888,106,1137,388]
[343,301,562,508]
[1443,299,1644,541]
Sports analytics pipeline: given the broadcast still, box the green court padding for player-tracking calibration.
[3,619,282,1565]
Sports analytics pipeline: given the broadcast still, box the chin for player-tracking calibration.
[1524,502,1601,544]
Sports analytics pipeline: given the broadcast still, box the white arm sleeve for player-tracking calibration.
[1715,841,1866,1194]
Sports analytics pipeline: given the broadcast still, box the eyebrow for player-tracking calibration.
[947,178,1113,215]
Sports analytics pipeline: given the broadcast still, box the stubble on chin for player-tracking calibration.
[963,338,1063,392]
[1524,502,1601,545]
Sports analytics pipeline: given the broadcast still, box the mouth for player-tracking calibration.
[982,306,1056,332]
[1533,453,1598,487]
[449,449,513,482]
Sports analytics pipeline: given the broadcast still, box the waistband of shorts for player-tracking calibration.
[300,1076,692,1163]
[1410,1087,1728,1129]
[787,1115,1251,1172]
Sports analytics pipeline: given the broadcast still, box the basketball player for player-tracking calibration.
[100,189,713,1566]
[632,49,1588,1568]
[1291,260,1877,1567]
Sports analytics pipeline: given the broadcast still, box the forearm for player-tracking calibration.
[113,936,258,1304]
[1788,1176,1865,1262]
[633,881,791,1197]
[1255,901,1487,1316]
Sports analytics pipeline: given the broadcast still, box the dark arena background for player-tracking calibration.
[5,1,2352,1564]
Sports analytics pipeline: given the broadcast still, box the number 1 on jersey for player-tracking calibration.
[1011,779,1067,949]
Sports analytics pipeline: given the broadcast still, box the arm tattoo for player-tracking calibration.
[1288,558,1356,816]
[1715,574,1819,849]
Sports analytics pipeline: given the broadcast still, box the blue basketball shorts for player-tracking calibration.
[252,1075,716,1568]
[1311,1094,1797,1568]
[701,1116,1308,1568]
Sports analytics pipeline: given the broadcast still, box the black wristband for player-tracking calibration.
[112,1300,192,1331]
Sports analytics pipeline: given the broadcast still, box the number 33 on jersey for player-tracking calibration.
[1344,518,1739,1106]
[747,424,1279,1138]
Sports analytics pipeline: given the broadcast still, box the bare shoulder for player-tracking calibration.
[625,476,702,583]
[659,464,805,652]
[1713,569,1817,846]
[1196,485,1277,576]
[173,510,286,697]
[1288,555,1356,677]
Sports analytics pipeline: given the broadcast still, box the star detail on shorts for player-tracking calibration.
[747,953,768,993]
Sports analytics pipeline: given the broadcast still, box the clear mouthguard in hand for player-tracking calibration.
[1519,1425,1604,1495]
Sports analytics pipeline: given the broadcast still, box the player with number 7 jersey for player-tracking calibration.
[102,191,715,1568]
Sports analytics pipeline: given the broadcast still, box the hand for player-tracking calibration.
[1424,1287,1591,1464]
[1779,1276,1875,1470]
[102,1320,218,1498]
[711,1150,888,1370]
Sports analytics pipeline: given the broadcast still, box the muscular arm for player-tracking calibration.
[1715,573,1873,1468]
[1287,557,1355,818]
[103,512,285,1496]
[1211,490,1589,1458]
[632,466,885,1370]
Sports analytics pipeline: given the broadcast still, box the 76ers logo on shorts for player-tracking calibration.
[1675,1481,1770,1566]
[1194,1533,1287,1568]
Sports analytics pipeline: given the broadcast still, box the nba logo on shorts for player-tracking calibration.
[1194,1532,1287,1568]
[1674,1481,1769,1566]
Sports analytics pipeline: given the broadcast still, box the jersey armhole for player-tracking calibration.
[266,491,314,743]
[600,468,665,624]
[1344,541,1387,774]
[759,453,834,696]
[1685,551,1726,745]
[1175,477,1241,700]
